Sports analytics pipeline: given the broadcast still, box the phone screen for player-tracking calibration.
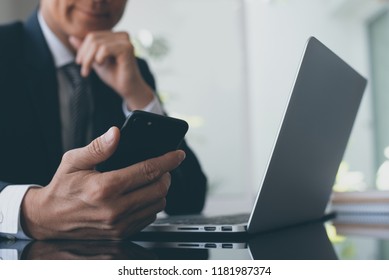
[97,111,189,172]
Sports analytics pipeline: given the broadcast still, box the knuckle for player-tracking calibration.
[164,172,172,185]
[86,33,98,42]
[99,45,109,55]
[61,150,76,163]
[125,43,134,53]
[87,187,106,203]
[119,32,130,40]
[141,161,161,183]
[96,190,108,203]
[85,179,110,203]
[108,223,128,239]
[157,174,171,197]
[151,182,165,201]
[102,209,118,227]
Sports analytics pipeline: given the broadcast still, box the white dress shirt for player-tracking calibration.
[0,11,164,243]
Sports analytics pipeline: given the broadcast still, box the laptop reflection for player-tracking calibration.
[134,221,337,260]
[248,221,337,260]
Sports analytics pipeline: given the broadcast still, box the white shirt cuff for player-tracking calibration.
[0,240,31,260]
[0,249,18,260]
[0,185,41,240]
[122,96,164,118]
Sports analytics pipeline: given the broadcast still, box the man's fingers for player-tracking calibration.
[71,31,133,76]
[109,173,171,219]
[101,150,186,194]
[124,150,185,190]
[95,44,114,65]
[61,127,120,171]
[109,200,165,239]
[69,35,92,76]
[80,43,99,77]
[68,36,83,51]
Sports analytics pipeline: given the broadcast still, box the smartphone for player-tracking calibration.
[97,110,189,172]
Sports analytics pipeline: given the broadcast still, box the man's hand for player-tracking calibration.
[24,240,156,260]
[69,32,154,111]
[21,127,186,240]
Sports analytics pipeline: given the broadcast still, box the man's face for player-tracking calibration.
[41,0,128,38]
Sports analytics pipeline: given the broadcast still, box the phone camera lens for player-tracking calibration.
[147,121,152,126]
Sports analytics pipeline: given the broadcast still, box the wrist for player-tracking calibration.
[20,187,48,240]
[124,81,154,111]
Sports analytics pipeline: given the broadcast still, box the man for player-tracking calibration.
[0,0,207,240]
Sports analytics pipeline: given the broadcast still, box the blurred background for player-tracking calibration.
[3,0,389,215]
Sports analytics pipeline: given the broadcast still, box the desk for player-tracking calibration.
[2,219,388,260]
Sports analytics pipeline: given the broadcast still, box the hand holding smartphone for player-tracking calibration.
[97,111,189,172]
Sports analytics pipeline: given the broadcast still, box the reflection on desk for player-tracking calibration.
[2,218,389,260]
[248,222,337,260]
[134,221,336,260]
[0,221,332,260]
[22,240,157,260]
[331,213,389,260]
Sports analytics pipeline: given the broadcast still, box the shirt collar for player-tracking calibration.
[38,11,74,68]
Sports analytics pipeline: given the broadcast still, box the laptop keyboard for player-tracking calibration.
[154,213,250,225]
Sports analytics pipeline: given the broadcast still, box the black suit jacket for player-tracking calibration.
[0,13,207,214]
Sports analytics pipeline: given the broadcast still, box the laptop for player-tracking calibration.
[142,37,367,235]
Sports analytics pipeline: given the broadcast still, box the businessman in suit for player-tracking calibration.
[0,0,207,240]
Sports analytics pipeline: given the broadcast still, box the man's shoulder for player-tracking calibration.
[0,21,24,37]
[0,21,24,52]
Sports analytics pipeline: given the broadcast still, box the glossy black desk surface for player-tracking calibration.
[2,220,388,260]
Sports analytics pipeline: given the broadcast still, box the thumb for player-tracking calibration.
[62,127,120,171]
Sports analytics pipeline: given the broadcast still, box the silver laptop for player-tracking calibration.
[142,37,367,234]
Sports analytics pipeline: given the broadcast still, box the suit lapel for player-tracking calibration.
[23,12,63,173]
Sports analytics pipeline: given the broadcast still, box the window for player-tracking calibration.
[369,9,389,190]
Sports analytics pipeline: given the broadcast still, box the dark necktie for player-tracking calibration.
[61,63,91,150]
